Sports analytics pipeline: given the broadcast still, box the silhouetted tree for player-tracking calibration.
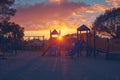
[0,0,24,51]
[0,0,16,22]
[0,21,24,41]
[0,0,24,40]
[93,8,120,39]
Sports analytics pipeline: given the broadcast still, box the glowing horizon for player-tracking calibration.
[24,27,76,39]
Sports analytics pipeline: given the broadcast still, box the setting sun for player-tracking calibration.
[49,0,63,3]
[24,20,76,39]
[58,36,63,41]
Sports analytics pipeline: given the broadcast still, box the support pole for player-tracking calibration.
[86,30,89,56]
[106,38,110,58]
[93,29,96,57]
[77,30,78,40]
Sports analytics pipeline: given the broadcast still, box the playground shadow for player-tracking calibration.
[0,51,120,80]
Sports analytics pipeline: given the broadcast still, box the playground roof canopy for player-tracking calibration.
[51,29,59,35]
[77,25,90,31]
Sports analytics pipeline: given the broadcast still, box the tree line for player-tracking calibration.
[93,8,120,39]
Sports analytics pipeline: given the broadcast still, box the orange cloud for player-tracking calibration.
[106,0,120,8]
[49,0,67,4]
[78,4,108,13]
[11,1,113,38]
[11,1,88,30]
[72,12,82,17]
[69,3,108,28]
[12,0,118,39]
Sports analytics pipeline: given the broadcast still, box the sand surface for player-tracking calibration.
[0,51,120,80]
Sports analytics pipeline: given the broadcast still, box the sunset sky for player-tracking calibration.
[11,0,120,39]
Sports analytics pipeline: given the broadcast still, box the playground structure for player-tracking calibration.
[0,26,119,60]
[74,25,110,57]
[42,29,63,56]
[77,25,90,56]
[69,26,120,59]
[66,25,90,57]
[20,24,120,60]
[24,36,45,41]
[76,25,120,60]
[1,25,120,60]
[42,25,92,57]
[66,40,83,56]
[41,25,120,59]
[23,36,45,51]
[24,36,45,51]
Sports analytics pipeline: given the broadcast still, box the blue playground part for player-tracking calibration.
[49,45,57,56]
[66,40,83,56]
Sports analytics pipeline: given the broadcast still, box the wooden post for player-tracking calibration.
[106,38,110,58]
[86,30,89,56]
[80,31,81,40]
[77,30,79,57]
[93,29,96,57]
[59,30,61,36]
[50,30,52,38]
[77,30,78,40]
[43,36,45,45]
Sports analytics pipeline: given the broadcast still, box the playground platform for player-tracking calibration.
[0,50,120,80]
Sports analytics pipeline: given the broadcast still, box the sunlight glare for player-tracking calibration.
[24,20,76,40]
[49,0,62,4]
[58,36,63,41]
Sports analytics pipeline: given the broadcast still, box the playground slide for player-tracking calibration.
[41,45,57,56]
[49,45,57,56]
[41,46,50,56]
[66,40,83,56]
